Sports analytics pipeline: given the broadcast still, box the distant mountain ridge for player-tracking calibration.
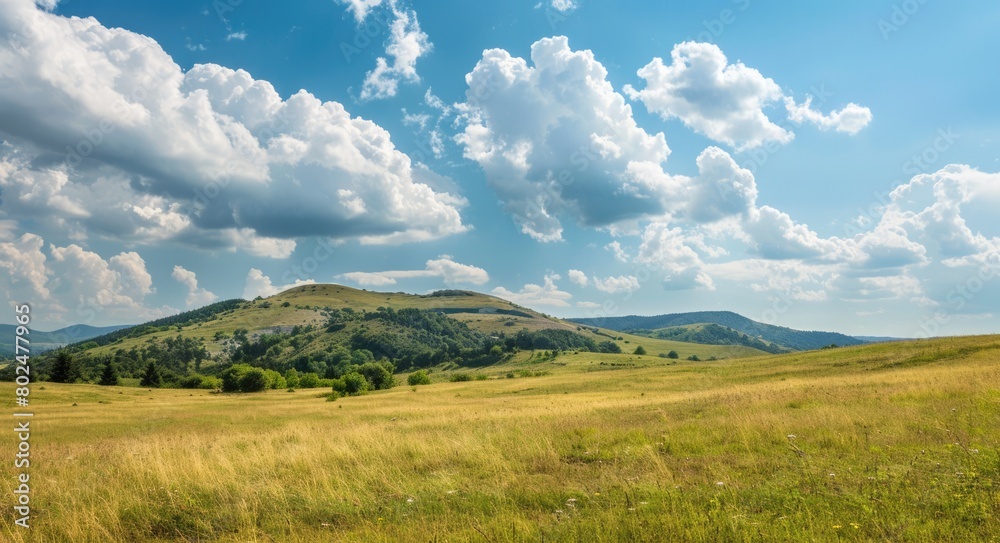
[568,311,864,352]
[0,324,132,357]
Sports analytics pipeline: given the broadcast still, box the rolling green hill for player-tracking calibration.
[13,285,764,386]
[569,311,864,351]
[635,322,791,354]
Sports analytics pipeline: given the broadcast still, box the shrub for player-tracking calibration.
[343,372,370,395]
[284,369,300,388]
[330,378,347,395]
[298,372,320,388]
[356,362,394,390]
[263,369,286,389]
[179,374,206,389]
[407,370,431,386]
[475,374,489,381]
[666,350,680,359]
[633,346,647,355]
[687,355,701,361]
[450,373,472,382]
[597,341,622,354]
[238,367,270,392]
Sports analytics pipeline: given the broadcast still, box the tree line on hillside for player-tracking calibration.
[0,307,620,395]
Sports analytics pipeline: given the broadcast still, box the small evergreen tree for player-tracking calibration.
[140,361,163,388]
[98,362,120,386]
[49,351,80,383]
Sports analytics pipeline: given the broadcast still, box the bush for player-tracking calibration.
[450,373,472,382]
[633,346,647,355]
[687,355,701,361]
[180,374,223,390]
[238,367,270,392]
[284,369,300,388]
[263,369,286,389]
[343,372,370,395]
[475,374,489,381]
[597,341,622,354]
[407,370,431,386]
[330,378,347,395]
[666,350,680,359]
[179,374,206,389]
[298,372,320,388]
[356,362,394,390]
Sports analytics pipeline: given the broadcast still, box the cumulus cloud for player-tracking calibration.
[636,224,716,290]
[242,268,315,299]
[0,0,465,257]
[0,232,175,327]
[625,42,871,150]
[225,31,247,41]
[337,0,432,100]
[336,256,489,287]
[785,96,872,135]
[593,275,640,294]
[458,36,671,241]
[625,42,792,151]
[171,266,219,307]
[567,269,589,287]
[491,273,573,307]
[605,241,630,262]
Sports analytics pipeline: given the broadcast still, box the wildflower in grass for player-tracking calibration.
[715,481,725,487]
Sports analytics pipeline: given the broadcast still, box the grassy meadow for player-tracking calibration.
[2,335,999,541]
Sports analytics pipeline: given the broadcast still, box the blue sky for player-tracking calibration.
[1,0,999,337]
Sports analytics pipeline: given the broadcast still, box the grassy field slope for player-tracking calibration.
[74,284,765,362]
[2,335,998,541]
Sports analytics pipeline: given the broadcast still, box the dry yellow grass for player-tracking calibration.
[2,335,999,541]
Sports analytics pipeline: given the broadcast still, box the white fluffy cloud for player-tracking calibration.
[336,256,489,287]
[567,269,589,287]
[625,42,871,150]
[785,96,872,135]
[625,42,792,151]
[0,0,465,257]
[0,232,175,327]
[593,275,640,294]
[337,0,432,100]
[242,269,315,299]
[171,266,219,308]
[491,273,573,307]
[458,36,671,241]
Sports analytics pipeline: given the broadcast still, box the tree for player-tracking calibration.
[666,350,679,359]
[140,361,163,388]
[407,370,431,386]
[49,351,80,383]
[633,345,647,355]
[98,362,119,386]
